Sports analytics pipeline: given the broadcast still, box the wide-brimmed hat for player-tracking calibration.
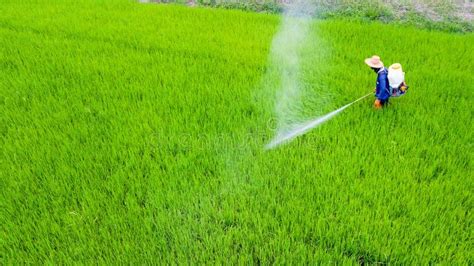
[388,63,403,72]
[364,55,384,68]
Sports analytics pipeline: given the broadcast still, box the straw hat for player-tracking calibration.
[388,63,405,88]
[364,55,384,68]
[389,63,403,72]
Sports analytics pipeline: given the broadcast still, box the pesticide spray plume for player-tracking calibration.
[264,0,372,150]
[265,92,372,150]
[264,0,339,150]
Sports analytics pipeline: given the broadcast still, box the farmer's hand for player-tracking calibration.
[400,82,408,92]
[374,99,382,109]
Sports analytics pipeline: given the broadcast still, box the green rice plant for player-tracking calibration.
[0,0,473,264]
[151,0,473,32]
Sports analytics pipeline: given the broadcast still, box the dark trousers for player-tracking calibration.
[380,99,389,106]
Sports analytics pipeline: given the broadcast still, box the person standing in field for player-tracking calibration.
[365,55,390,109]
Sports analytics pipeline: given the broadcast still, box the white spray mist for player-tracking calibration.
[265,1,370,150]
[265,0,319,148]
[271,1,320,129]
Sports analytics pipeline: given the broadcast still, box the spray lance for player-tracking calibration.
[265,92,373,150]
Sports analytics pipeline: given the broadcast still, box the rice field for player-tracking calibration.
[1,0,473,263]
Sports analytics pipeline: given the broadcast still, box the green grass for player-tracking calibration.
[1,0,473,264]
[197,0,473,33]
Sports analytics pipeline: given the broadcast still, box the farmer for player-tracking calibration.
[365,55,390,109]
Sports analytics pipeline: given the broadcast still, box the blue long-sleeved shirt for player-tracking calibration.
[375,68,390,101]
